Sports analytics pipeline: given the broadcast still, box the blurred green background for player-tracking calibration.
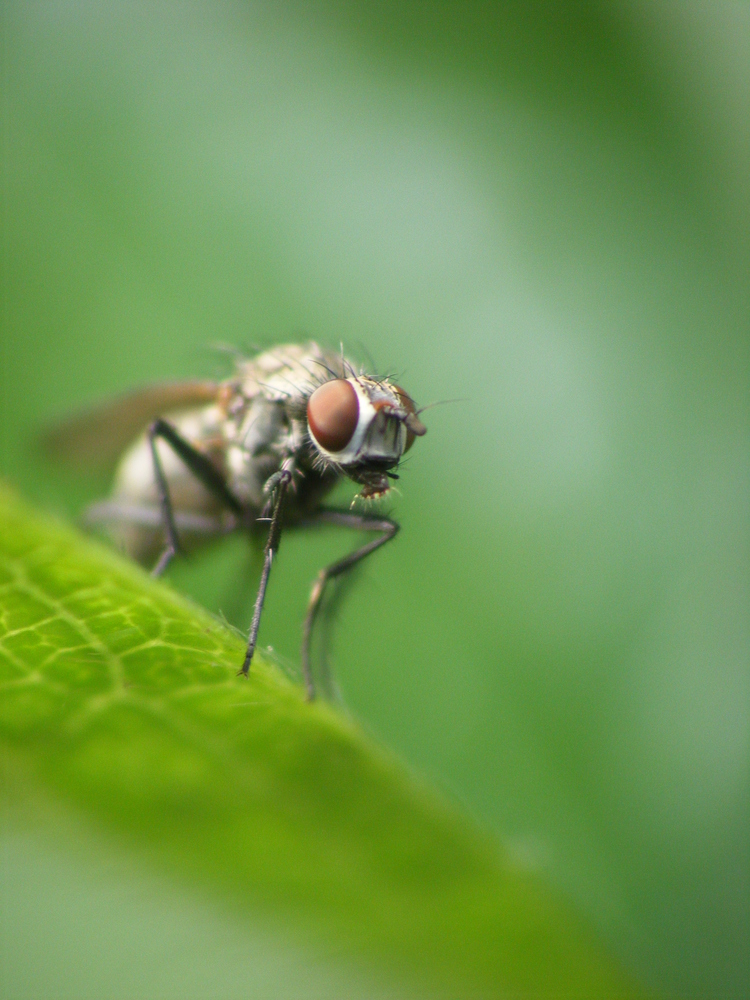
[2,2,748,997]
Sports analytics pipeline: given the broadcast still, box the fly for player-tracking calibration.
[44,342,426,700]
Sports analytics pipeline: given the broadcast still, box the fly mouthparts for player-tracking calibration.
[405,412,427,436]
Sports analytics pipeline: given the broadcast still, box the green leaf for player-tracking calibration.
[0,486,642,997]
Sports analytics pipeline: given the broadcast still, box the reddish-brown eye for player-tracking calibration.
[307,379,359,453]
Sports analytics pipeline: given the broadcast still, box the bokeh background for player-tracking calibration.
[2,3,748,997]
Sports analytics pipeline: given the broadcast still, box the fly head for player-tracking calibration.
[305,374,426,497]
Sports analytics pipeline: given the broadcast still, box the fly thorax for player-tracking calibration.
[225,397,288,509]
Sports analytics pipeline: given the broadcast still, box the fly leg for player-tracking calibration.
[147,418,243,576]
[297,511,399,701]
[85,500,236,537]
[239,466,293,677]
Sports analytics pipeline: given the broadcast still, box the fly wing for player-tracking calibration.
[41,381,221,470]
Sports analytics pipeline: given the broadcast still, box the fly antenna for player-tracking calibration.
[415,398,466,416]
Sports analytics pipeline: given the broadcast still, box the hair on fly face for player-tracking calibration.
[348,485,400,511]
[350,339,377,376]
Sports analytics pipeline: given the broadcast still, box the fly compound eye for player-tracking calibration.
[307,379,360,454]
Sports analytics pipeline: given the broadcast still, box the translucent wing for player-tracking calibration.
[41,381,220,470]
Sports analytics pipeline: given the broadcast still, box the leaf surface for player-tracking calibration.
[0,487,641,997]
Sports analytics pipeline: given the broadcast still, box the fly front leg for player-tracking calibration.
[298,511,399,702]
[239,464,294,678]
[147,418,243,577]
